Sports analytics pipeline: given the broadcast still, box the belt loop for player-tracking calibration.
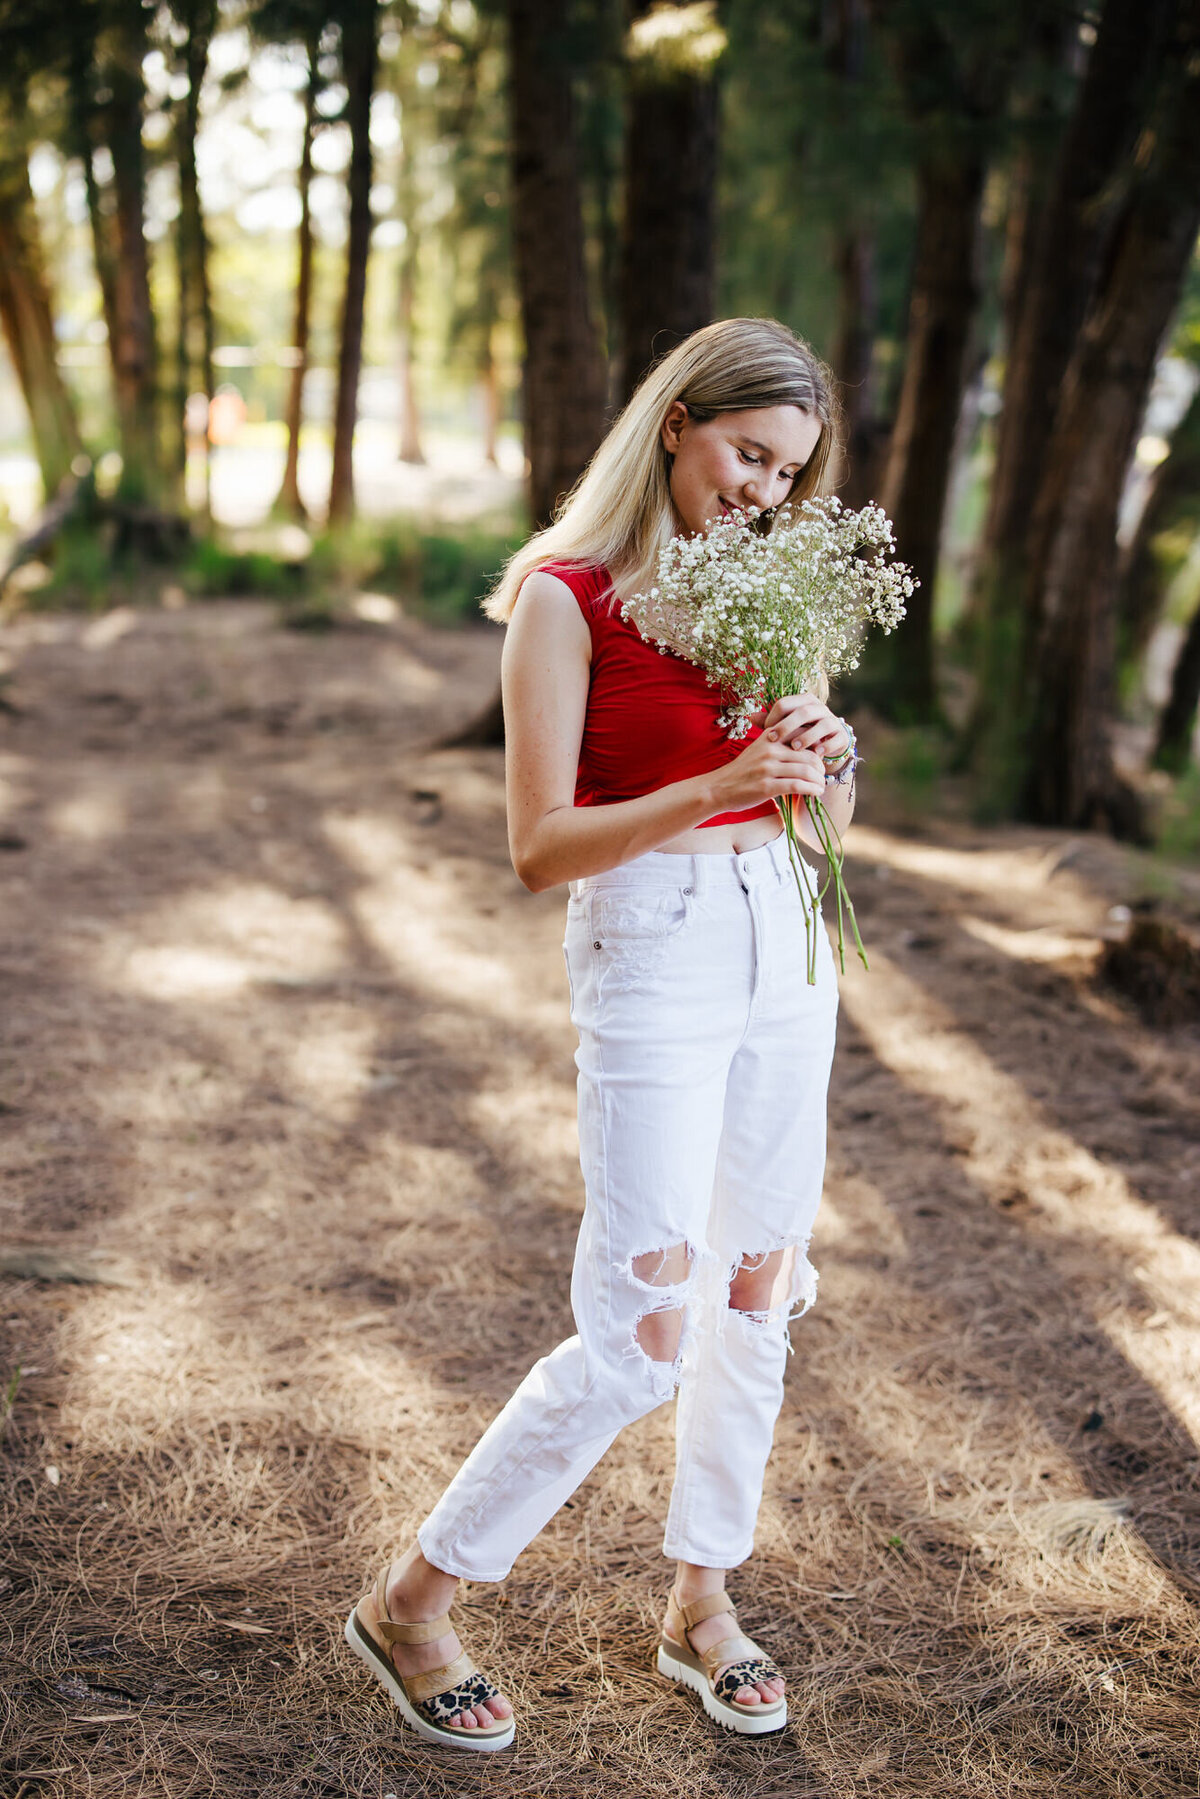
[568,878,583,900]
[688,853,705,896]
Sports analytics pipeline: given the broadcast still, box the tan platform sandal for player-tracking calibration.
[344,1567,515,1752]
[656,1587,787,1736]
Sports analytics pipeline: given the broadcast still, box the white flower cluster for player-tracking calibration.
[624,495,914,734]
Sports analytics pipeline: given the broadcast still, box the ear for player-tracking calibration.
[660,401,690,455]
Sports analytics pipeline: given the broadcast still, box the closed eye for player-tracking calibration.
[737,448,799,480]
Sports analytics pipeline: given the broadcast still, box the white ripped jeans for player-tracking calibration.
[418,831,839,1580]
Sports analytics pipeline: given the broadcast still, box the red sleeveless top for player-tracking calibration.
[541,561,776,829]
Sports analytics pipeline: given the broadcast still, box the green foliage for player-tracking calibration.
[183,536,300,597]
[304,518,521,624]
[719,0,914,368]
[37,523,113,609]
[864,720,951,822]
[1153,763,1200,861]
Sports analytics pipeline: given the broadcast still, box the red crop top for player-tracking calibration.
[540,561,777,829]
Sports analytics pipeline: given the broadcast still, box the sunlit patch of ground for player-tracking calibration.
[0,602,1197,1799]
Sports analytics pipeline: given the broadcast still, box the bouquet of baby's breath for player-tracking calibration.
[624,495,913,983]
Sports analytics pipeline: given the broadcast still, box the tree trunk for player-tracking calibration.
[175,0,216,518]
[1153,597,1200,774]
[0,156,84,497]
[976,0,1173,614]
[830,225,880,509]
[275,30,319,523]
[102,4,159,506]
[618,0,719,402]
[67,33,120,373]
[480,327,500,466]
[506,0,607,529]
[1019,27,1200,832]
[878,153,985,720]
[867,0,1032,722]
[395,146,425,466]
[1118,383,1200,668]
[825,0,879,509]
[327,0,379,527]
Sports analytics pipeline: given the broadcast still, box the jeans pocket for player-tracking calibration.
[590,887,692,988]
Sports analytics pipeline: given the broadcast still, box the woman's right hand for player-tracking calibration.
[708,725,827,814]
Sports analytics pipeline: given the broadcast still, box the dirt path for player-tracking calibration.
[1,602,1197,1799]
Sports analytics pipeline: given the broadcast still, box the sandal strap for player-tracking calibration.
[668,1587,735,1634]
[371,1568,452,1645]
[713,1657,782,1704]
[415,1670,503,1727]
[403,1650,477,1704]
[698,1634,766,1678]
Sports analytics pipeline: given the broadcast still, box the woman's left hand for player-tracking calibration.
[749,694,850,763]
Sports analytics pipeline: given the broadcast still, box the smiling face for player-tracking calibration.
[661,402,825,537]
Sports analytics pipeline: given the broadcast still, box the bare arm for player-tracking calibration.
[503,573,828,892]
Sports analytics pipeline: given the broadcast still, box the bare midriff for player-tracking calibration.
[656,815,785,856]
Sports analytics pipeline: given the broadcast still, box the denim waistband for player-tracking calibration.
[569,830,802,899]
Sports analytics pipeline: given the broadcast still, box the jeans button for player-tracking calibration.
[682,886,693,896]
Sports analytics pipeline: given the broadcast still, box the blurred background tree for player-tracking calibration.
[0,0,1196,837]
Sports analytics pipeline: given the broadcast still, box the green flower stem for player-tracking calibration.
[775,796,819,983]
[805,795,868,974]
[772,793,869,982]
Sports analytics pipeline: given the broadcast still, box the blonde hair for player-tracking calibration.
[484,316,841,623]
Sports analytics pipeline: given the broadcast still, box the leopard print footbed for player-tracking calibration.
[418,1671,504,1726]
[712,1658,784,1705]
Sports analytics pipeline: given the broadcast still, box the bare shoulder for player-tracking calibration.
[512,568,587,618]
[507,570,591,656]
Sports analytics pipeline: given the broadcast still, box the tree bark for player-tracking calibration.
[1153,597,1200,774]
[976,0,1173,611]
[1019,20,1200,831]
[1117,383,1200,668]
[825,0,879,509]
[395,136,425,466]
[174,0,216,517]
[618,0,719,403]
[867,0,1031,721]
[275,29,319,522]
[878,153,985,719]
[101,3,160,506]
[831,226,880,510]
[506,0,607,529]
[0,155,84,497]
[67,33,120,376]
[327,0,379,526]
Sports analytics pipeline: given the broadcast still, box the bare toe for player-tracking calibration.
[734,1684,762,1706]
[487,1696,513,1721]
[457,1710,479,1729]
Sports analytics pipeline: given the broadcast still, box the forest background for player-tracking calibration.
[0,0,1198,841]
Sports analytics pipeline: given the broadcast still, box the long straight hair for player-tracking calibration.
[484,316,841,623]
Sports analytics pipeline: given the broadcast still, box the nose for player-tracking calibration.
[740,470,772,509]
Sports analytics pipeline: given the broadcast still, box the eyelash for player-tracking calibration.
[738,449,796,481]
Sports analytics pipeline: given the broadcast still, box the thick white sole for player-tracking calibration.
[343,1608,516,1752]
[656,1643,787,1736]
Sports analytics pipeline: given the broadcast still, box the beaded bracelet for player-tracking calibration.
[824,722,859,788]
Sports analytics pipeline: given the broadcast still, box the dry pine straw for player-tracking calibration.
[0,602,1198,1799]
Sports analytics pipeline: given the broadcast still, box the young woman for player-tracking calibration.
[345,317,855,1749]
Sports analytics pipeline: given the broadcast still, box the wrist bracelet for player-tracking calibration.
[822,719,853,767]
[824,724,859,788]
